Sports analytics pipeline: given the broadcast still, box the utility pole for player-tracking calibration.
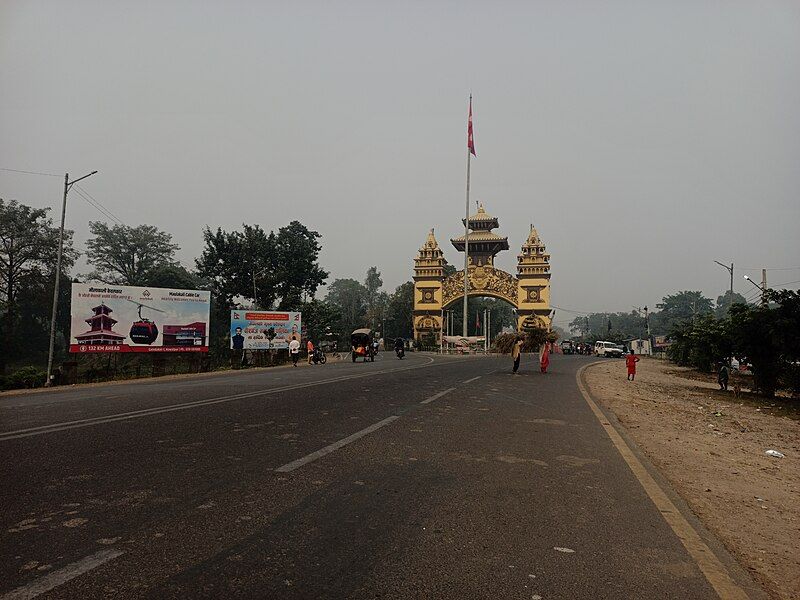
[714,261,734,314]
[761,269,768,306]
[45,170,98,387]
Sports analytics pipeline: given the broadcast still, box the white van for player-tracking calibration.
[594,341,623,358]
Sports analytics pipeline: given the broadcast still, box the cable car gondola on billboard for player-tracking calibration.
[125,299,165,345]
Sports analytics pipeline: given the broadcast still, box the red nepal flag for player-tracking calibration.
[467,96,476,156]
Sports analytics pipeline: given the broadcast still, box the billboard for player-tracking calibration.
[230,311,302,350]
[70,283,211,353]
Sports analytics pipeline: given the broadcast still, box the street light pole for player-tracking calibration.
[45,170,98,386]
[744,274,768,306]
[714,260,734,313]
[252,266,269,309]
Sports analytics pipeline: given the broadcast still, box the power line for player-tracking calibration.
[739,266,800,272]
[0,167,62,177]
[550,304,594,315]
[72,186,123,225]
[74,184,123,224]
[771,279,800,288]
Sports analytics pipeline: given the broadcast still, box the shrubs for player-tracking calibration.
[0,366,46,390]
[667,290,800,398]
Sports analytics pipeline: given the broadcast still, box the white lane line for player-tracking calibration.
[0,358,436,442]
[420,388,455,405]
[462,376,482,384]
[275,415,400,473]
[1,549,124,600]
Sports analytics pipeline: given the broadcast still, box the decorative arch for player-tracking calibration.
[412,205,552,343]
[441,267,519,309]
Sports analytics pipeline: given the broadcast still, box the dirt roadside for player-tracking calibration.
[584,358,799,600]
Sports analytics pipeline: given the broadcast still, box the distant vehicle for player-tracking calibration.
[560,340,575,355]
[311,347,327,364]
[351,328,375,363]
[594,341,624,358]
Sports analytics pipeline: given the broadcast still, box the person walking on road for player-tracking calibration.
[539,342,550,374]
[289,338,300,367]
[307,339,314,365]
[512,338,523,374]
[626,349,640,381]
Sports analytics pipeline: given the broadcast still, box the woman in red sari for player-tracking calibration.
[626,349,640,381]
[539,342,550,374]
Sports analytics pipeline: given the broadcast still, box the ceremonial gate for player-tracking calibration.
[412,204,552,342]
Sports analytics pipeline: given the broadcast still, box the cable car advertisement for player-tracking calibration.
[69,283,211,353]
[230,311,301,350]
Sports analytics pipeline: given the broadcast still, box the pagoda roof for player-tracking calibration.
[75,329,126,339]
[451,231,509,244]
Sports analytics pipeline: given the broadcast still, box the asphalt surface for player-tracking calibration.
[0,353,756,599]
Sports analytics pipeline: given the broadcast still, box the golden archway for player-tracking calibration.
[412,204,552,341]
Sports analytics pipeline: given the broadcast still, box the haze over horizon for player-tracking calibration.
[2,1,799,326]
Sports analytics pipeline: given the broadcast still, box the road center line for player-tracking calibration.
[0,358,436,442]
[1,549,124,600]
[275,415,400,473]
[576,363,749,600]
[462,376,481,383]
[420,388,455,404]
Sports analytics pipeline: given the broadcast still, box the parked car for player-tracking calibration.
[594,341,624,358]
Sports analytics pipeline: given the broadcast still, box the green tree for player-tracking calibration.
[364,266,384,330]
[273,221,328,310]
[325,278,367,341]
[85,222,179,285]
[729,304,781,397]
[0,199,76,371]
[385,281,414,339]
[667,314,731,372]
[653,291,713,333]
[141,264,203,289]
[301,299,341,343]
[714,290,748,319]
[195,224,278,307]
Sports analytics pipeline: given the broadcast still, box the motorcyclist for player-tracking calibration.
[394,337,405,358]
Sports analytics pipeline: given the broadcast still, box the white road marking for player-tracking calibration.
[420,388,455,405]
[275,415,400,472]
[1,549,123,600]
[462,376,482,383]
[0,358,436,442]
[554,547,575,553]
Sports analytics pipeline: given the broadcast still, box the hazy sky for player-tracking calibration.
[2,1,799,327]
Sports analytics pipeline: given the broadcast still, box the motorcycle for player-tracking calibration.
[395,346,405,359]
[312,347,327,365]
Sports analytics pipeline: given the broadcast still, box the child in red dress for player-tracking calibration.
[626,349,640,381]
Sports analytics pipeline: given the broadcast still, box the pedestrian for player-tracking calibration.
[289,337,300,367]
[626,349,640,381]
[539,341,550,374]
[718,362,729,391]
[512,338,523,374]
[307,339,314,364]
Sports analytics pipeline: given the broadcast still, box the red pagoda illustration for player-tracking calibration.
[75,303,126,346]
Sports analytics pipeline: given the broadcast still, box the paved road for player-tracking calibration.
[0,353,759,599]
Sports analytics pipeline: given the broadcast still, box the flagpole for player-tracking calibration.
[463,97,472,339]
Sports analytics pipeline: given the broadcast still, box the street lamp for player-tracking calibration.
[743,275,767,306]
[45,170,98,387]
[714,260,734,313]
[252,266,269,309]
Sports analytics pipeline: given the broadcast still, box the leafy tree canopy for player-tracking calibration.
[0,199,77,369]
[85,222,179,285]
